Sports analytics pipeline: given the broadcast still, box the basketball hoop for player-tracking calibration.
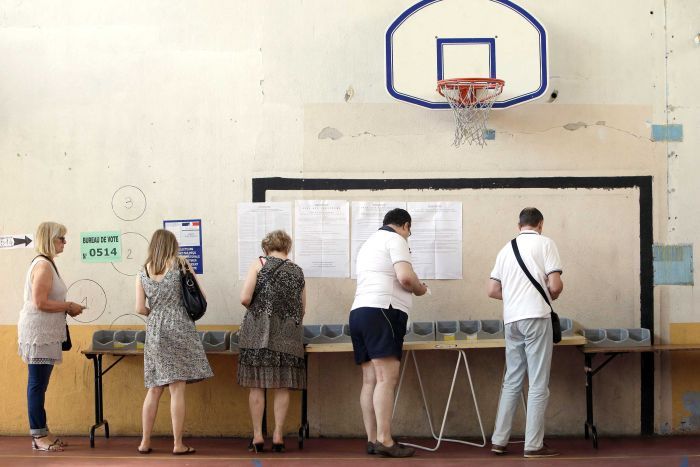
[437,78,505,147]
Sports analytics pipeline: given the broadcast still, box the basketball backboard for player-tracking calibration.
[385,0,549,109]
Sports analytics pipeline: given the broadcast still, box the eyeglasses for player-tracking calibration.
[57,236,66,242]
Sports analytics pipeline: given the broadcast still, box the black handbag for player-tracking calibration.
[510,239,562,344]
[62,324,72,351]
[178,258,207,321]
[33,255,72,351]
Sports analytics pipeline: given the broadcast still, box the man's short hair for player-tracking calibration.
[383,208,412,227]
[519,207,544,227]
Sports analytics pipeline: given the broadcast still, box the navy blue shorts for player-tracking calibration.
[349,306,408,365]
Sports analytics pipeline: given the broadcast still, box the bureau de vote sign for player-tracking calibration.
[80,231,122,263]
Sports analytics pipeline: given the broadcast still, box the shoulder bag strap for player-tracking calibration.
[510,238,553,313]
[258,258,288,287]
[251,259,288,302]
[33,254,60,278]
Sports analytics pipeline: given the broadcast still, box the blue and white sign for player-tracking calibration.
[163,219,203,274]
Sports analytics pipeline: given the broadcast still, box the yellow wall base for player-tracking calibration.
[671,323,700,433]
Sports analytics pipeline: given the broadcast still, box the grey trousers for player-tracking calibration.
[491,317,553,452]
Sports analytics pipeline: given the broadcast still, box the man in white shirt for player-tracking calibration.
[350,208,428,458]
[487,207,563,458]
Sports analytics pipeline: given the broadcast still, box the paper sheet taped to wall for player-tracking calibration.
[237,202,293,279]
[407,202,463,280]
[294,200,350,278]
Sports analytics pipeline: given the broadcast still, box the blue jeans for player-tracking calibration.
[491,317,553,452]
[27,364,54,436]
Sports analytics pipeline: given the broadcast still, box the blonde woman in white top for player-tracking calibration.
[17,222,84,452]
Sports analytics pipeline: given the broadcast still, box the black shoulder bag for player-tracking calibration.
[249,258,288,306]
[510,239,562,344]
[33,255,72,351]
[177,258,207,321]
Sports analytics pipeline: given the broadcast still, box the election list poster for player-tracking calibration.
[407,202,463,279]
[294,200,350,278]
[237,202,293,279]
[163,219,203,274]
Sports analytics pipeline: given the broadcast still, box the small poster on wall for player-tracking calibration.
[164,219,203,274]
[80,231,122,263]
[407,201,463,279]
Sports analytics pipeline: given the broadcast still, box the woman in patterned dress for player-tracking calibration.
[239,230,306,453]
[135,229,213,455]
[17,222,85,452]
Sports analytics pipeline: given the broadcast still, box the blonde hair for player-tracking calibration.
[145,229,179,275]
[261,230,292,255]
[35,222,67,258]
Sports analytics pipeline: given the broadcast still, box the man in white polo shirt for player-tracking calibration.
[487,207,563,458]
[350,208,428,458]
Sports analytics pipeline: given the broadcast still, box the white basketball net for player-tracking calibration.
[438,79,504,147]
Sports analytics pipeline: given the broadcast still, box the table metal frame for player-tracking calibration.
[81,349,232,448]
[304,336,584,451]
[393,348,486,451]
[582,344,700,449]
[82,336,586,449]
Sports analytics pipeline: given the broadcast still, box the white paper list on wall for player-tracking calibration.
[407,201,463,280]
[237,202,293,279]
[237,200,464,280]
[294,200,350,278]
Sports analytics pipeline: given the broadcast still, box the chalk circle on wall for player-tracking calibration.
[66,279,107,323]
[112,185,147,221]
[111,232,149,276]
[109,313,147,327]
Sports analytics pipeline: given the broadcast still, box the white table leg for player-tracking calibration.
[393,349,486,451]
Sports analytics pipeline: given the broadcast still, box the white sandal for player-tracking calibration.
[32,435,63,452]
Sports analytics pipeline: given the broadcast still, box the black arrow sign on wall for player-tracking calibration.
[13,236,32,247]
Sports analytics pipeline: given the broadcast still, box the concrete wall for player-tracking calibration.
[0,0,697,438]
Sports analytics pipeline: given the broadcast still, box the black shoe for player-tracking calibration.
[366,441,377,455]
[374,441,415,458]
[491,443,507,455]
[248,439,264,453]
[271,442,285,453]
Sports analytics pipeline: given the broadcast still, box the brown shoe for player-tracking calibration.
[374,441,415,458]
[491,443,507,455]
[524,445,560,458]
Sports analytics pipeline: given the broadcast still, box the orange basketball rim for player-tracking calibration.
[437,78,505,106]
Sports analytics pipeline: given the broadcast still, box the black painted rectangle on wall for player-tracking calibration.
[253,175,654,435]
